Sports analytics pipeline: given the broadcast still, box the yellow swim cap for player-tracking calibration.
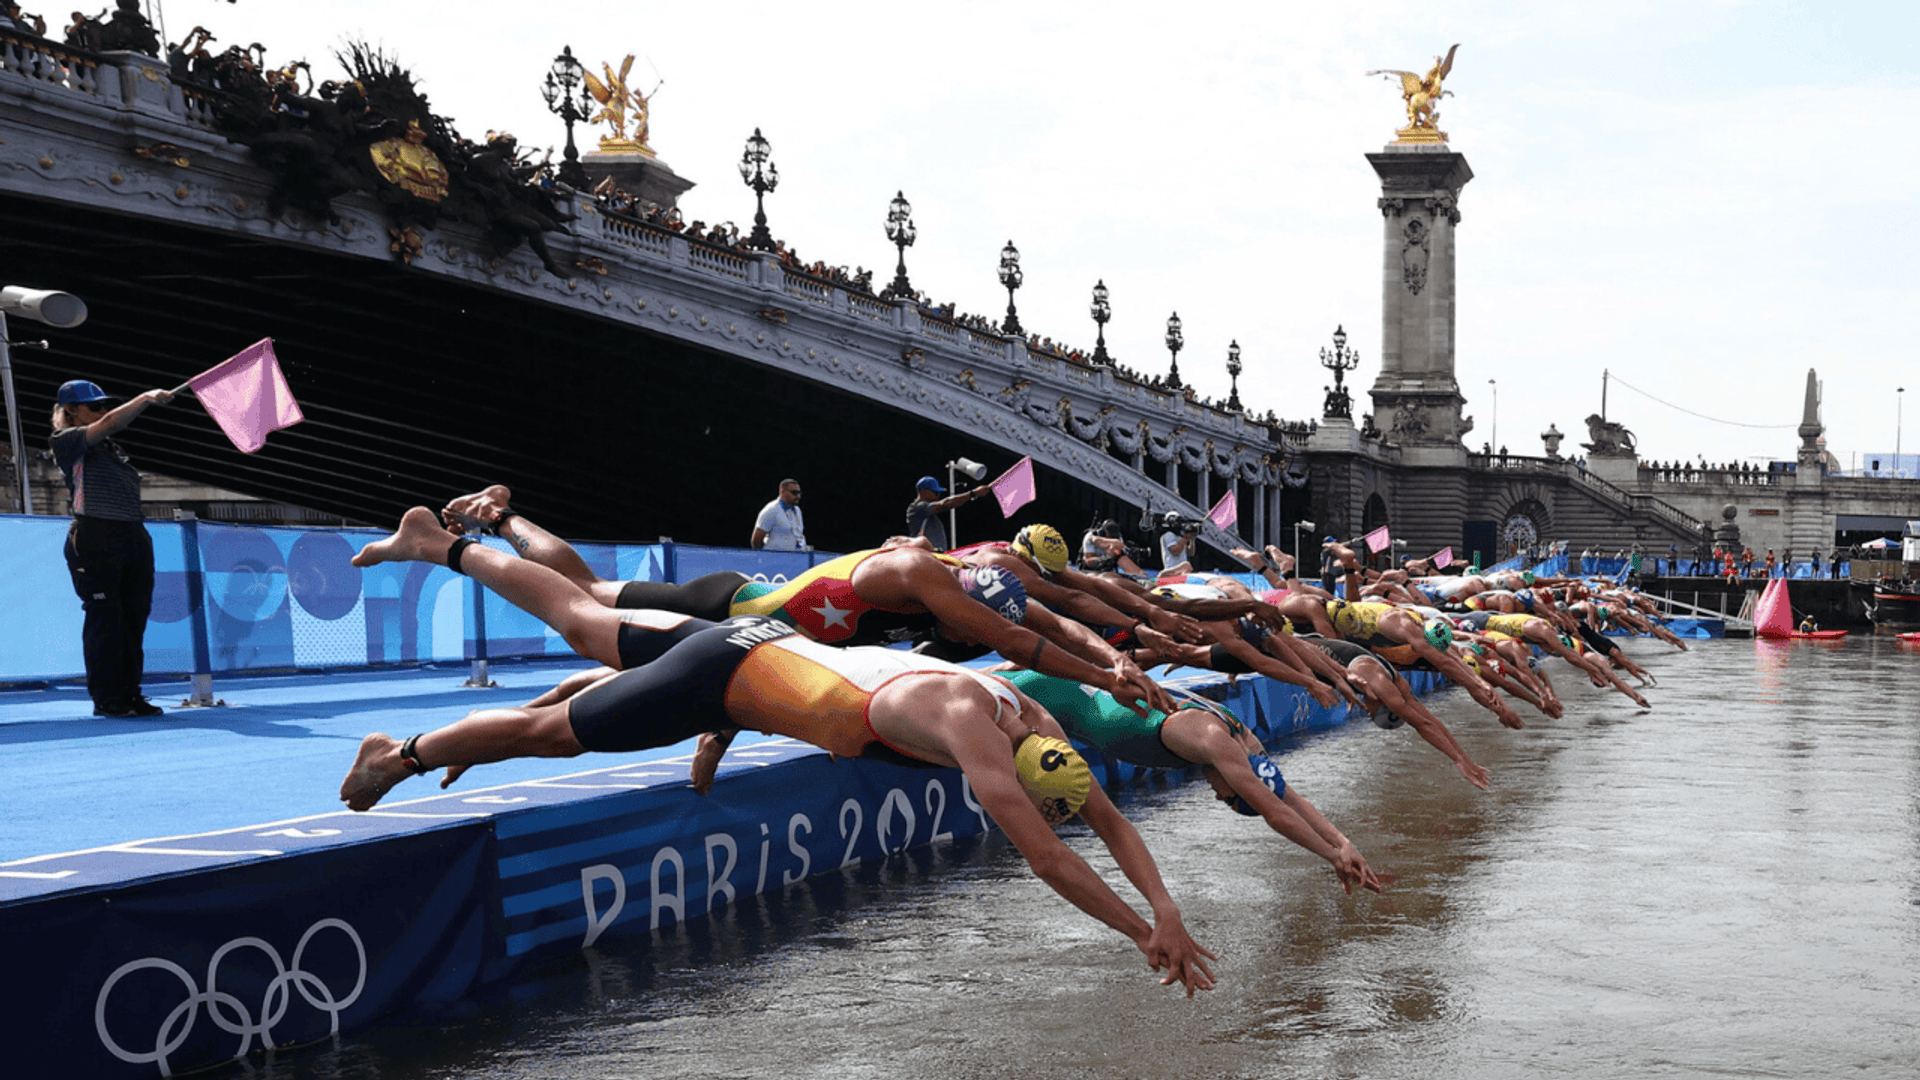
[1013,735,1091,824]
[1012,524,1070,577]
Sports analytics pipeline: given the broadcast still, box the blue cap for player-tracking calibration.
[1230,753,1286,816]
[56,380,114,406]
[916,476,946,494]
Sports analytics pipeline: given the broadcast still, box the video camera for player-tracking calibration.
[1159,511,1206,537]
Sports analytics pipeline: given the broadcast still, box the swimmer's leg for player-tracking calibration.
[341,699,583,811]
[354,508,626,667]
[443,485,626,606]
[614,571,749,619]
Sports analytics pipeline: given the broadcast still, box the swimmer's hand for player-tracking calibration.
[1109,657,1172,718]
[440,763,471,789]
[689,728,738,795]
[1141,606,1206,645]
[1244,601,1291,636]
[1141,910,1217,997]
[1331,842,1384,895]
[1457,758,1492,791]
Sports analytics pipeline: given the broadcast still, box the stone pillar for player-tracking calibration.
[1367,145,1473,465]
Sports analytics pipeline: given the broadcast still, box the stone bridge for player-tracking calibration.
[1,30,1294,552]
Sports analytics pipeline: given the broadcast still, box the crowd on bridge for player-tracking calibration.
[331,469,1693,1002]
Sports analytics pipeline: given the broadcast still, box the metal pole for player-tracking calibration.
[0,313,31,514]
[947,463,958,549]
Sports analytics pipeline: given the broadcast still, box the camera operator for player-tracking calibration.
[1080,516,1148,576]
[1159,511,1202,574]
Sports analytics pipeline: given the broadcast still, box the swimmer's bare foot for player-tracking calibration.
[441,485,513,535]
[1263,545,1296,575]
[689,727,739,796]
[351,507,452,569]
[342,733,412,811]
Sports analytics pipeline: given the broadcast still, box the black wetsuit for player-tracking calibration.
[571,616,796,752]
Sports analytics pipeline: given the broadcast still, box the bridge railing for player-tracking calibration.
[0,27,108,97]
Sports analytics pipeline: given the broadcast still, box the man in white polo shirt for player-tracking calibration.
[749,477,806,551]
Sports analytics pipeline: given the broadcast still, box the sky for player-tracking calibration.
[147,0,1919,471]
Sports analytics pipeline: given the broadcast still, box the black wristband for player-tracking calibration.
[487,509,520,536]
[1026,637,1046,669]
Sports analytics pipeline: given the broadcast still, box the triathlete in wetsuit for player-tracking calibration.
[1001,671,1380,894]
[338,615,1221,996]
[351,506,1173,715]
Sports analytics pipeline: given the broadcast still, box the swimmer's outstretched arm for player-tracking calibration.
[1347,658,1491,790]
[927,689,1215,996]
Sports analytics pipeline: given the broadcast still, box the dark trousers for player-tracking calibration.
[63,517,154,711]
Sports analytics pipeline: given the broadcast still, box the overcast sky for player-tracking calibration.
[161,0,1918,471]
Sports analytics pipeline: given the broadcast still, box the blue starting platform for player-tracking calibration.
[0,655,1365,1080]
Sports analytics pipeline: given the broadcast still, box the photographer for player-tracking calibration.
[1159,511,1202,574]
[1080,516,1148,576]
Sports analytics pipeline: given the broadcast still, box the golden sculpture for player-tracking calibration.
[369,121,451,202]
[1368,44,1459,143]
[584,55,660,157]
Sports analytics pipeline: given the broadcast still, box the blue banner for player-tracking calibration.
[1,824,494,1080]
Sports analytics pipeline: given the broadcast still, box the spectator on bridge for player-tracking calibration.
[49,379,174,717]
[1765,549,1776,578]
[1740,547,1754,576]
[749,478,807,551]
[905,475,979,550]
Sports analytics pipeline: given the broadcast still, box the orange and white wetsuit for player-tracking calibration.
[567,615,1018,767]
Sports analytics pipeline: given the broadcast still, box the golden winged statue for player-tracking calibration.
[1367,44,1459,143]
[583,54,659,157]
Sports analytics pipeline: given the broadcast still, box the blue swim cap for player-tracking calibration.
[958,565,1027,623]
[1230,753,1285,816]
[1237,615,1270,647]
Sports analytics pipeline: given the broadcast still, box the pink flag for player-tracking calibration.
[187,339,304,453]
[1208,490,1237,531]
[1363,525,1392,553]
[988,456,1036,516]
[1433,547,1453,569]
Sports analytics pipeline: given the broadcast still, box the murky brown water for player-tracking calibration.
[223,637,1920,1080]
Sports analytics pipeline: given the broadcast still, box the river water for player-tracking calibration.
[225,636,1920,1080]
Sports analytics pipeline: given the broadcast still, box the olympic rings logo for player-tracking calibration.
[94,917,367,1077]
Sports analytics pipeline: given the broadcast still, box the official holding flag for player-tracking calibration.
[49,379,174,717]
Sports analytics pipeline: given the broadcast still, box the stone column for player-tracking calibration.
[1367,145,1473,466]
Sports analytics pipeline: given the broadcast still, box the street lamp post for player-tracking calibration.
[737,128,779,252]
[1488,377,1498,454]
[1089,280,1111,366]
[1163,312,1184,389]
[997,241,1023,336]
[1226,340,1243,411]
[541,46,592,189]
[946,456,987,546]
[1899,387,1906,474]
[1292,519,1317,571]
[1319,324,1360,419]
[884,191,916,298]
[0,286,89,515]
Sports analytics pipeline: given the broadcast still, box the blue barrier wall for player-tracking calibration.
[0,514,845,684]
